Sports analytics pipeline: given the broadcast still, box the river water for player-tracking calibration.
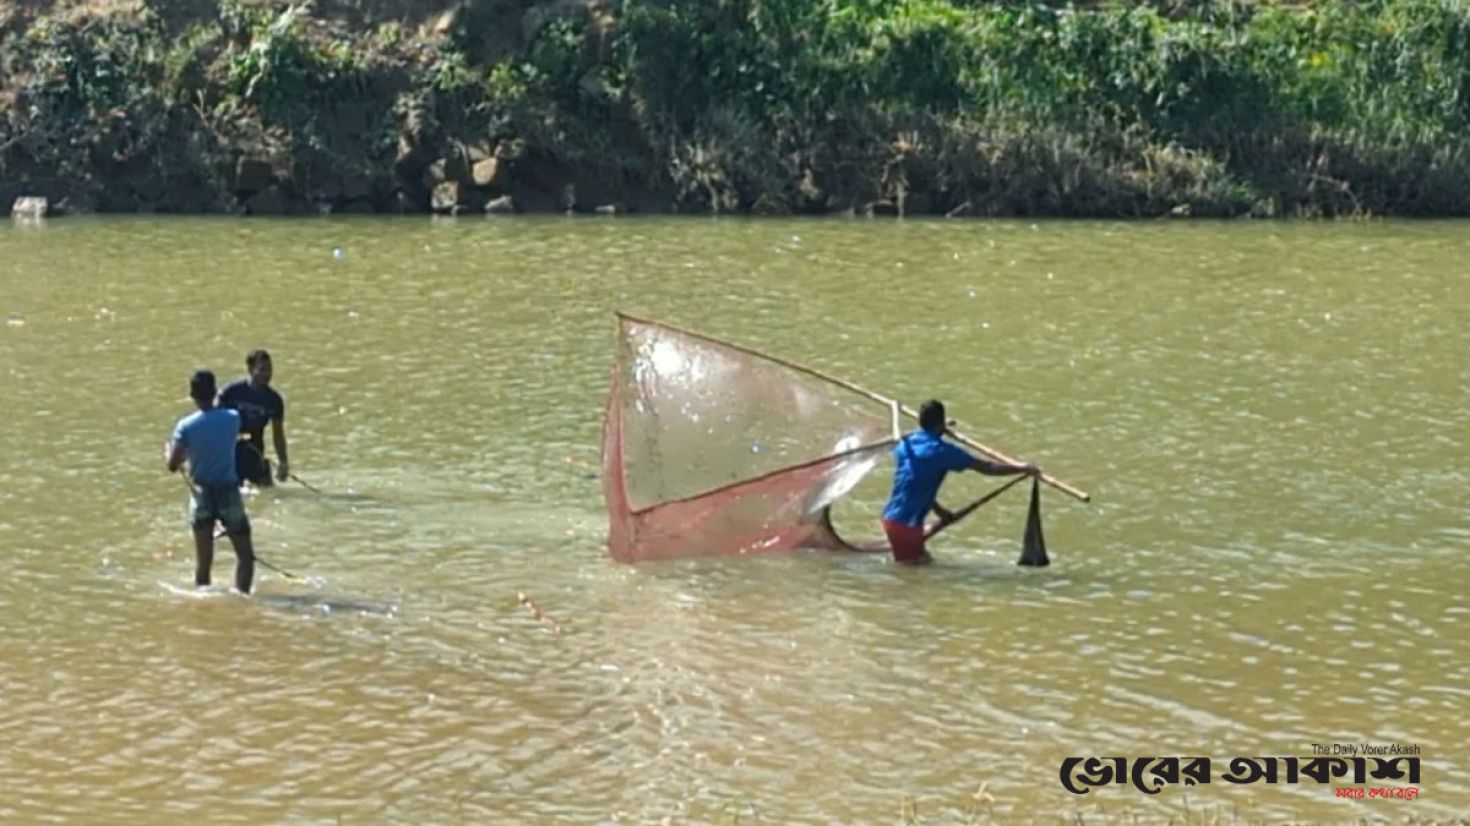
[1,215,1466,822]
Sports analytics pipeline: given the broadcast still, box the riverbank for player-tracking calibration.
[4,0,1470,218]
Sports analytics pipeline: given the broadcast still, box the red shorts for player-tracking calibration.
[882,519,929,564]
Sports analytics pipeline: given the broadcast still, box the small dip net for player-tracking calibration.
[602,314,900,562]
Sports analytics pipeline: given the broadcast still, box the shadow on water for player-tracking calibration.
[825,550,1046,581]
[253,592,399,617]
[158,581,398,617]
[246,485,392,511]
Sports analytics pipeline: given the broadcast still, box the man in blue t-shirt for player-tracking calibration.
[166,369,256,593]
[218,349,289,488]
[881,399,1039,565]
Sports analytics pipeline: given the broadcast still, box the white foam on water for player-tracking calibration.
[157,581,240,600]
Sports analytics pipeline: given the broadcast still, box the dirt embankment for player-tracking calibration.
[6,1,1469,218]
[1,0,647,217]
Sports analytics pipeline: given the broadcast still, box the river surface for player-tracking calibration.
[1,215,1466,822]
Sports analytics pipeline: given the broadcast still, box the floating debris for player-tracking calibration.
[517,592,563,634]
[5,314,23,327]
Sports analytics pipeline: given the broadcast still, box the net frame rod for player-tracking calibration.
[624,439,897,517]
[616,312,1091,503]
[923,474,1027,540]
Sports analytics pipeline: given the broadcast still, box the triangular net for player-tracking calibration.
[602,315,898,562]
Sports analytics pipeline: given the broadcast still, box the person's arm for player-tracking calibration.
[165,439,187,474]
[272,416,289,481]
[941,441,1036,478]
[929,445,970,525]
[969,456,1039,477]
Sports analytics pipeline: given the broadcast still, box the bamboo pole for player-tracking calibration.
[924,474,1028,541]
[616,313,1091,503]
[932,414,1091,503]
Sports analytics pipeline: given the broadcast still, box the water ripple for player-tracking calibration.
[0,217,1466,820]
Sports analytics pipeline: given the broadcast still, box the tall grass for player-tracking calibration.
[600,0,1470,215]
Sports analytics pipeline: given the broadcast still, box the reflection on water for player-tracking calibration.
[0,216,1466,820]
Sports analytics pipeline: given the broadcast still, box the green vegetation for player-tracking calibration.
[3,0,1470,216]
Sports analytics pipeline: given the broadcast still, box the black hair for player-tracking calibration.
[918,399,946,433]
[190,369,217,402]
[246,349,271,369]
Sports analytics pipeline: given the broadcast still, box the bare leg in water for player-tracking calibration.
[193,524,255,594]
[226,530,255,594]
[192,525,214,587]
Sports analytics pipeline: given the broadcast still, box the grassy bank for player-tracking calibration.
[3,0,1469,217]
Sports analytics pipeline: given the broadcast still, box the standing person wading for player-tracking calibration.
[219,349,289,488]
[881,399,1039,565]
[166,369,255,593]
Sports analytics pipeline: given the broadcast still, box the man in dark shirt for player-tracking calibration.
[218,349,289,488]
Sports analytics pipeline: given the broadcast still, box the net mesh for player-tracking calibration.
[602,316,897,562]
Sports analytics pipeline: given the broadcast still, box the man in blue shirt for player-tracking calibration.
[882,399,1039,565]
[218,349,289,488]
[166,369,256,593]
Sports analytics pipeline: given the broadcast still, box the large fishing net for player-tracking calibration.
[601,315,900,562]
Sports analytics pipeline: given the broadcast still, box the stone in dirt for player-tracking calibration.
[470,157,502,189]
[484,195,516,215]
[10,196,47,219]
[431,181,461,213]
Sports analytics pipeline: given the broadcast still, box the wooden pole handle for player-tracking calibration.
[941,424,1091,503]
[924,474,1027,540]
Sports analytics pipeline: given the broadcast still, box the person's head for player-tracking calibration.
[190,369,217,408]
[918,399,947,435]
[246,349,273,386]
